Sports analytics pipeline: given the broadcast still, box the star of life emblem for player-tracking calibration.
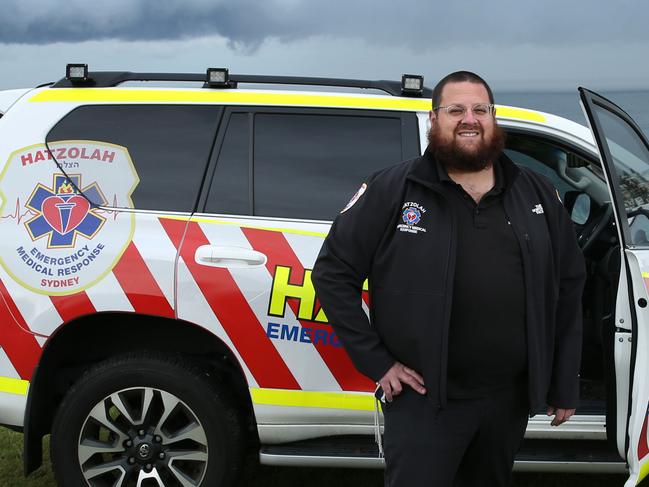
[25,174,107,249]
[0,141,138,295]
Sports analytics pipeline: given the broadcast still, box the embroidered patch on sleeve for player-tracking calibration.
[341,183,367,213]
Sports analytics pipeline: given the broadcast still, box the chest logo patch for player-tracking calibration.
[397,202,427,234]
[532,204,544,215]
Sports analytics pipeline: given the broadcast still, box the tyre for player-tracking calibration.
[50,354,244,487]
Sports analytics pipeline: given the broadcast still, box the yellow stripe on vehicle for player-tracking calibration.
[30,89,547,122]
[30,89,433,112]
[638,459,649,485]
[0,377,29,396]
[494,106,546,123]
[642,272,649,278]
[250,388,375,411]
[157,216,329,239]
[189,217,329,238]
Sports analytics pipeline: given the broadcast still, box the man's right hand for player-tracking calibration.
[378,362,426,402]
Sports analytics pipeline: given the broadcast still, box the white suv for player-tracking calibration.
[0,66,647,487]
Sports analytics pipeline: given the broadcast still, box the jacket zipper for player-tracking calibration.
[524,232,532,253]
[427,187,455,411]
[503,193,534,412]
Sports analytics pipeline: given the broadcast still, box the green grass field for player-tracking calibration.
[0,426,630,486]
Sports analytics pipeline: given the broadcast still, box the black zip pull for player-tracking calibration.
[524,233,531,252]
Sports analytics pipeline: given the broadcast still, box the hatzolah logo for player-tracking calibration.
[397,202,427,234]
[25,173,108,249]
[402,207,421,225]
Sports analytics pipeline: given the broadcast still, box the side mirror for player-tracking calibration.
[564,191,591,225]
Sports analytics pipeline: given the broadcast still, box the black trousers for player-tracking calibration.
[382,385,529,487]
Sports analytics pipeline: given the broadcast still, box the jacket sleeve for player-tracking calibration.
[312,177,396,382]
[547,194,587,409]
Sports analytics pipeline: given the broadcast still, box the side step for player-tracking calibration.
[259,436,627,473]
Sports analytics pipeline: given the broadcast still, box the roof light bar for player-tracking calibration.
[66,64,89,82]
[206,68,231,88]
[401,74,424,97]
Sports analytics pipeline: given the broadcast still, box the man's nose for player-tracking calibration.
[461,108,477,124]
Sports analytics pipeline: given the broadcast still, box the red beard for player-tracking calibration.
[427,122,506,172]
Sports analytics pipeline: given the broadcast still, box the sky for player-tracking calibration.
[0,0,647,93]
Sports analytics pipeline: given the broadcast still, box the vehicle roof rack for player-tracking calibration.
[51,70,432,98]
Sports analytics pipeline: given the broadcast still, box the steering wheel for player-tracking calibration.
[577,202,613,252]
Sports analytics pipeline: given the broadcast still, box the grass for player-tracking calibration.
[0,426,630,486]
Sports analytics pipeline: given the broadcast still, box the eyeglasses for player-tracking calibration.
[434,103,495,119]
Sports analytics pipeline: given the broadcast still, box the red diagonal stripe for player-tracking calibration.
[112,242,174,318]
[50,291,96,323]
[159,218,300,390]
[0,280,41,380]
[242,228,374,392]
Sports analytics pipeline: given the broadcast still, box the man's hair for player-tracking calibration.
[432,71,494,109]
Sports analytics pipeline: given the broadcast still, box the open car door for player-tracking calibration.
[580,87,649,485]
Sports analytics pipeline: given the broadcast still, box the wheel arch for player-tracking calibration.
[24,312,256,474]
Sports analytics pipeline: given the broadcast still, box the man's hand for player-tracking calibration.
[378,362,426,402]
[547,406,575,426]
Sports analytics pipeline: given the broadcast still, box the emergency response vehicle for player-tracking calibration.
[0,65,647,486]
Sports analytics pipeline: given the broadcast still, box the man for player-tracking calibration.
[311,71,586,487]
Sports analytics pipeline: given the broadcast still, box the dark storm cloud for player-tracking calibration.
[0,0,647,47]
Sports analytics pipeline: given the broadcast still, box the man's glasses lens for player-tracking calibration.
[436,104,494,118]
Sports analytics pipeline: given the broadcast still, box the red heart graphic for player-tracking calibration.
[42,195,90,235]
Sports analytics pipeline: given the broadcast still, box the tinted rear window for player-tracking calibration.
[47,105,221,212]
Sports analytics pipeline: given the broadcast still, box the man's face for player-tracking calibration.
[427,81,504,172]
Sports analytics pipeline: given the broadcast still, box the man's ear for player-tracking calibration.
[428,110,436,128]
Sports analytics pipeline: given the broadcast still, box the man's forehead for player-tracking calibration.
[439,81,490,104]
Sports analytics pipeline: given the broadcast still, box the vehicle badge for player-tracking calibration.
[0,141,138,296]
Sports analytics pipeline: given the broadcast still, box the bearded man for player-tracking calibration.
[312,71,586,487]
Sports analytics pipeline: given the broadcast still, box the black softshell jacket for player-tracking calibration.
[312,149,587,411]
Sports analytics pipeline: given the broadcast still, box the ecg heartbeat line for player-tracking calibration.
[94,194,122,221]
[0,198,36,225]
[3,194,126,225]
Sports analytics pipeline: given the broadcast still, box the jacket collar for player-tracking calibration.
[406,145,521,192]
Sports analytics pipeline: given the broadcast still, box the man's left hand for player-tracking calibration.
[547,406,575,426]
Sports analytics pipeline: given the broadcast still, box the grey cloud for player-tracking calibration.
[0,0,648,48]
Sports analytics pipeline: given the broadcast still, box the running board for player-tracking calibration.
[259,436,627,474]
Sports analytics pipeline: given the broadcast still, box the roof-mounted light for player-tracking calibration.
[401,74,424,97]
[206,68,230,88]
[66,63,89,82]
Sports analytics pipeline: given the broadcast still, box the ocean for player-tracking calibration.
[497,90,649,137]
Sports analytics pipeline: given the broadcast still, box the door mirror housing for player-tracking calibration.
[564,191,591,225]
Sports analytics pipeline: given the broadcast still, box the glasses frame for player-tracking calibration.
[433,103,495,118]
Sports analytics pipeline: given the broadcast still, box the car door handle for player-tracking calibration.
[194,245,267,269]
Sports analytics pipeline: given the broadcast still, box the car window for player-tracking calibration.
[47,105,222,212]
[504,135,573,199]
[203,109,418,221]
[253,112,408,221]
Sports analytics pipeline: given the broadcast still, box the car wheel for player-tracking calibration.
[50,353,243,487]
